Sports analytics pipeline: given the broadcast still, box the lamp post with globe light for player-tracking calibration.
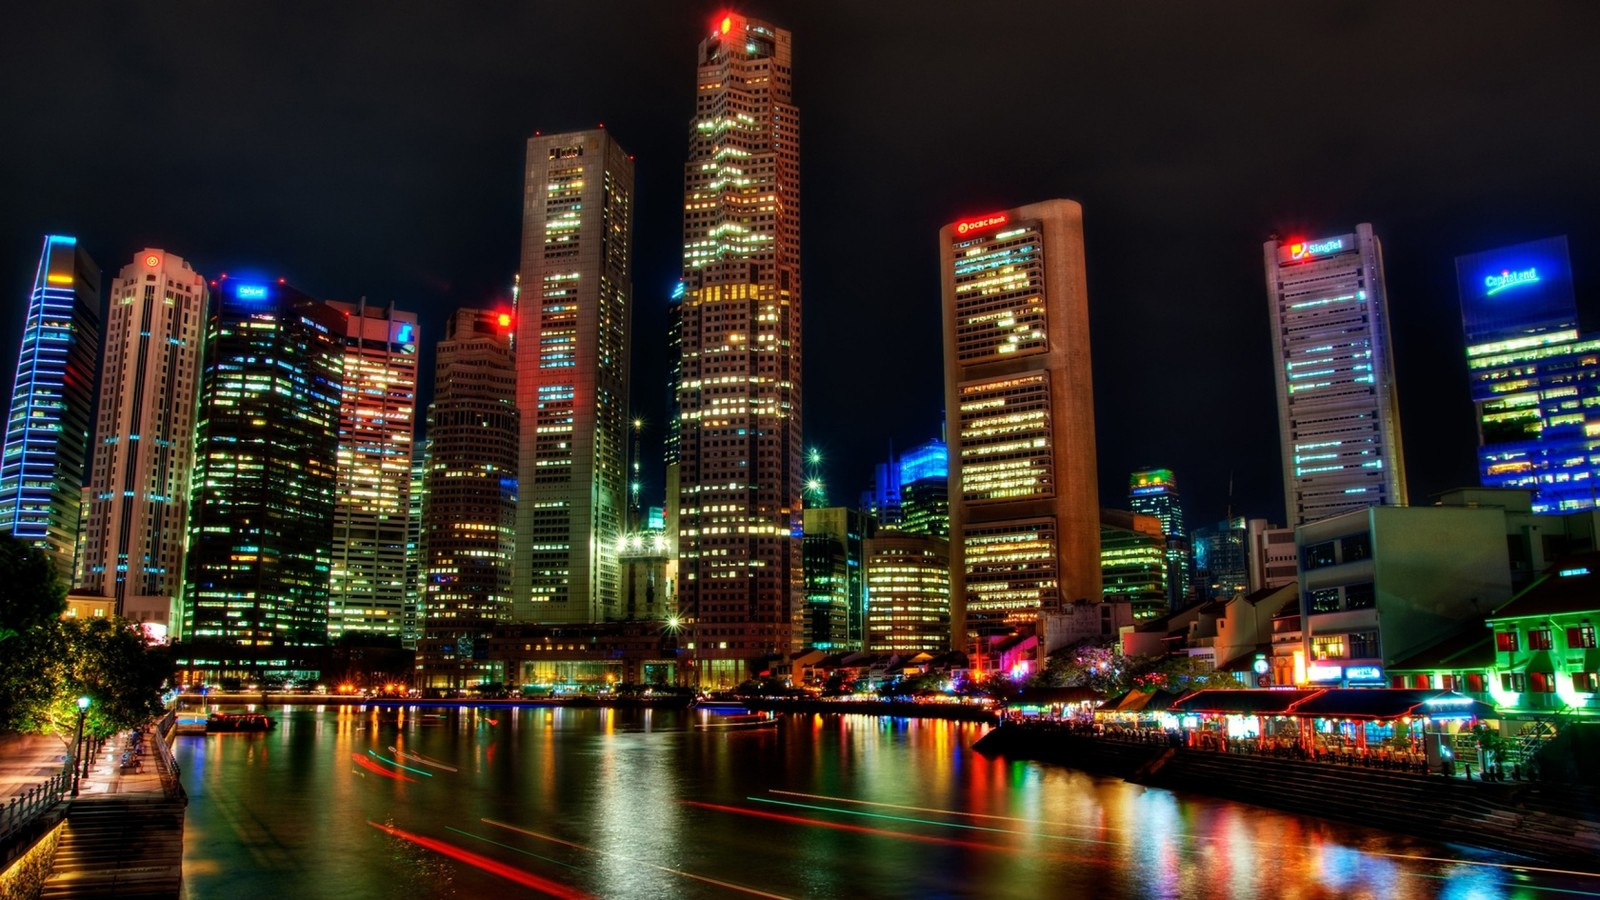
[70,696,90,797]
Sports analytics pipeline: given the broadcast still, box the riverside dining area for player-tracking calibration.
[1160,688,1498,774]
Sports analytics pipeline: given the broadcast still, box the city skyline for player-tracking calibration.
[3,4,1598,530]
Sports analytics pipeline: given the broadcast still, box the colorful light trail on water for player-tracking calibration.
[367,821,594,899]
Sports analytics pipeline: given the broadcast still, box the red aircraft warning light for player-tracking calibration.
[720,15,732,34]
[497,313,513,328]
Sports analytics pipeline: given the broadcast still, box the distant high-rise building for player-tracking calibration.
[76,249,206,632]
[1099,509,1168,620]
[897,439,950,539]
[1264,225,1407,526]
[941,200,1102,647]
[514,128,634,625]
[0,235,100,582]
[1128,468,1190,610]
[403,450,426,648]
[183,276,345,658]
[675,13,802,685]
[1192,517,1249,602]
[802,507,871,651]
[326,299,418,638]
[417,309,518,690]
[864,532,950,655]
[1456,236,1599,513]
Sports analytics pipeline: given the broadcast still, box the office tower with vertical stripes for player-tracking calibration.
[0,235,100,582]
[77,249,206,632]
[326,299,419,638]
[514,129,634,625]
[941,200,1101,653]
[1264,225,1407,527]
[674,13,802,685]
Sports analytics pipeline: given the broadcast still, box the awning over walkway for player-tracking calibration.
[1171,688,1497,721]
[1169,689,1321,715]
[1097,688,1189,713]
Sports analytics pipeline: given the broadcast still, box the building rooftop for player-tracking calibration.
[1489,552,1600,620]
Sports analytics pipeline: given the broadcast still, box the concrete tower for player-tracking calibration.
[1264,225,1407,527]
[76,249,206,632]
[514,129,634,624]
[674,13,802,686]
[941,199,1101,654]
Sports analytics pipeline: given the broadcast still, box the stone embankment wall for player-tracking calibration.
[973,726,1600,865]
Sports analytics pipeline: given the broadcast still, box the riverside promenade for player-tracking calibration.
[1,719,185,899]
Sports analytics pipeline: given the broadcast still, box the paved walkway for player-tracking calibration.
[2,728,169,802]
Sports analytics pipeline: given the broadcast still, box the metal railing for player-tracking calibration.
[151,713,186,803]
[0,770,69,851]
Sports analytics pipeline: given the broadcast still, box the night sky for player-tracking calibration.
[4,3,1599,530]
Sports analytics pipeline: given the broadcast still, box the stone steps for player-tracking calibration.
[39,796,184,900]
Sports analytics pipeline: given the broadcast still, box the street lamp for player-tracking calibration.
[70,696,90,797]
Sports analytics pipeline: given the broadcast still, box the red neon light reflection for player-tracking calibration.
[367,821,595,899]
[351,752,415,781]
[954,213,1008,236]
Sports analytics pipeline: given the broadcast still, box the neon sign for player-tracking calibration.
[1289,237,1344,260]
[955,213,1009,236]
[1307,664,1343,682]
[235,285,268,299]
[395,324,414,344]
[144,254,160,267]
[1346,665,1384,682]
[1485,267,1540,296]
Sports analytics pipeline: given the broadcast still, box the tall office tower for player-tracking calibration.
[897,439,949,539]
[417,309,518,690]
[1191,517,1250,601]
[1099,509,1168,620]
[675,13,802,684]
[0,235,100,582]
[76,250,206,631]
[940,200,1102,650]
[801,507,871,651]
[325,299,419,638]
[1264,225,1407,527]
[402,451,426,647]
[1456,237,1599,512]
[864,533,950,655]
[184,277,345,660]
[514,129,634,625]
[1128,468,1190,611]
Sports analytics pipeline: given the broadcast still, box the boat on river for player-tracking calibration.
[696,712,777,730]
[205,713,276,733]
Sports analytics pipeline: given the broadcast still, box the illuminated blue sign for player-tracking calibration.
[1345,665,1384,682]
[1457,236,1576,345]
[670,280,686,300]
[1484,267,1540,296]
[235,284,269,300]
[395,323,415,344]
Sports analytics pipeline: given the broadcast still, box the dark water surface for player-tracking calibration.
[175,705,1595,899]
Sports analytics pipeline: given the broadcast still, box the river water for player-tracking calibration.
[174,704,1593,899]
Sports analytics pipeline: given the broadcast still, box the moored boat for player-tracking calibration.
[205,712,276,733]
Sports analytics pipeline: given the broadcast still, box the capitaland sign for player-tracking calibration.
[1289,237,1345,260]
[955,213,1009,236]
[1484,267,1540,296]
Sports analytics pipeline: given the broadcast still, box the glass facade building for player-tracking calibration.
[0,235,101,581]
[326,299,418,637]
[674,13,803,684]
[1264,225,1407,527]
[183,277,345,651]
[1128,467,1190,610]
[77,249,206,631]
[515,129,634,625]
[941,200,1102,642]
[1456,236,1598,512]
[1099,509,1168,620]
[801,506,870,651]
[417,309,518,689]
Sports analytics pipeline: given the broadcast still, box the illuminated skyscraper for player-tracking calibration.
[1456,236,1599,512]
[76,250,206,632]
[941,199,1101,649]
[864,532,951,655]
[1128,467,1189,610]
[1264,225,1407,526]
[0,235,100,581]
[402,450,427,648]
[325,299,418,638]
[418,309,518,689]
[1099,509,1168,620]
[801,507,870,651]
[896,439,949,539]
[675,13,802,685]
[183,277,345,658]
[514,128,634,625]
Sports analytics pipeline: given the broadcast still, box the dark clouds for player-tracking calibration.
[3,2,1597,527]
